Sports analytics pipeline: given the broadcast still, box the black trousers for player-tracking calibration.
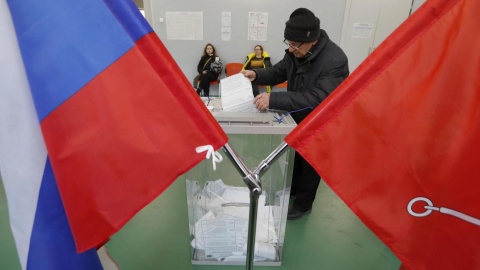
[197,72,218,97]
[291,151,321,212]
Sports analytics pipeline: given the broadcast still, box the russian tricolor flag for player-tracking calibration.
[0,0,227,269]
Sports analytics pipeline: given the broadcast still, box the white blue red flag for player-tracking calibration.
[285,0,480,269]
[0,0,227,269]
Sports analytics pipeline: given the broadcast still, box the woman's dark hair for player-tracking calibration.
[202,43,217,57]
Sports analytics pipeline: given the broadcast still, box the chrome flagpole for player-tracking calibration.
[222,141,289,270]
[222,143,260,270]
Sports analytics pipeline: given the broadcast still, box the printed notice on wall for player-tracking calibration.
[248,12,268,41]
[221,12,231,41]
[166,12,203,40]
[352,23,374,38]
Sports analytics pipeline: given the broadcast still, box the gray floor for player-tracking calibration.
[1,173,401,270]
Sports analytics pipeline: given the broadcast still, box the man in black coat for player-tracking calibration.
[241,8,349,220]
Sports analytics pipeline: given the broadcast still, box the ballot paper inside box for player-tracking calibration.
[185,110,296,266]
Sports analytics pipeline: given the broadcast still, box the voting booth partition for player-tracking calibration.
[185,100,296,266]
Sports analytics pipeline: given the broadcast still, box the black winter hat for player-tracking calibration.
[284,8,320,43]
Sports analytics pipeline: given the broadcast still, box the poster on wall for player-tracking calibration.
[166,11,203,40]
[248,12,268,41]
[352,23,374,38]
[221,11,231,41]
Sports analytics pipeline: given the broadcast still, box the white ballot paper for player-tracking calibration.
[220,74,259,112]
[190,179,281,261]
[191,210,216,249]
[202,219,237,258]
[221,214,248,249]
[242,241,277,260]
[205,179,226,198]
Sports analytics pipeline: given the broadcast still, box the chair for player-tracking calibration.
[257,81,287,92]
[198,79,219,85]
[225,63,244,77]
[274,81,288,88]
[196,79,219,97]
[226,62,287,93]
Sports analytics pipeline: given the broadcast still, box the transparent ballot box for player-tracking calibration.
[186,100,296,266]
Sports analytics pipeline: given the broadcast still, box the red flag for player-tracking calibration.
[285,0,480,269]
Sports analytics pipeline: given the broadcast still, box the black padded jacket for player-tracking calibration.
[253,30,349,123]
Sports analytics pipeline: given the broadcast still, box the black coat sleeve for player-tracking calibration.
[270,58,348,112]
[254,57,289,86]
[255,47,349,122]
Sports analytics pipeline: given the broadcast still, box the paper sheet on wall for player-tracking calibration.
[166,12,203,40]
[248,12,268,41]
[221,11,231,27]
[221,12,231,41]
[220,74,259,112]
[221,27,231,41]
[352,23,374,38]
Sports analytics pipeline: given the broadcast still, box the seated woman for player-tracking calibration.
[242,45,272,96]
[195,43,221,97]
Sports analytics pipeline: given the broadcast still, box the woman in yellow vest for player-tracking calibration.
[242,45,272,96]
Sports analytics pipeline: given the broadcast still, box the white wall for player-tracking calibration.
[144,0,347,93]
[143,0,427,94]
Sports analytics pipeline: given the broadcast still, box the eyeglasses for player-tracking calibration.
[283,39,303,50]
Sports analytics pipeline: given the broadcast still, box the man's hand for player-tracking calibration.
[240,70,256,81]
[253,93,270,111]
